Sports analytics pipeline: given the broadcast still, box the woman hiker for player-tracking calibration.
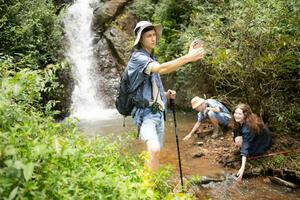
[232,103,272,181]
[125,21,205,171]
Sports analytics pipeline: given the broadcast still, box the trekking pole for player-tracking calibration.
[170,98,184,191]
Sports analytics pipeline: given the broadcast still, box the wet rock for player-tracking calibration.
[200,176,226,184]
[192,147,209,158]
[95,37,118,69]
[93,8,137,107]
[195,126,214,138]
[192,152,205,158]
[251,167,263,176]
[220,156,240,168]
[195,141,204,146]
[219,155,230,165]
[94,37,121,107]
[93,0,130,30]
[54,0,73,6]
[104,25,131,64]
[190,175,226,186]
[263,177,271,183]
[269,176,299,189]
[223,147,229,152]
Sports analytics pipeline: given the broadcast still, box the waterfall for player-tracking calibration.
[64,0,118,121]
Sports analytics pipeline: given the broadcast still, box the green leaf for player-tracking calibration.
[13,160,24,170]
[9,186,18,200]
[4,145,17,156]
[23,162,34,181]
[33,144,48,156]
[4,159,13,167]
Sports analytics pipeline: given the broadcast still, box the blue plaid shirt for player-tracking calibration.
[197,99,230,122]
[126,48,167,126]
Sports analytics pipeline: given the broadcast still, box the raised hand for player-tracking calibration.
[191,40,203,50]
[187,41,205,62]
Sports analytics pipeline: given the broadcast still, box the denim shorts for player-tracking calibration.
[207,110,231,127]
[139,110,164,148]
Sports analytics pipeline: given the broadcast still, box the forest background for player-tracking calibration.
[0,0,299,199]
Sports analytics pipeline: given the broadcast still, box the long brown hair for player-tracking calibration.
[233,103,265,134]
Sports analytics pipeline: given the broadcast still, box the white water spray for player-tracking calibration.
[64,0,118,120]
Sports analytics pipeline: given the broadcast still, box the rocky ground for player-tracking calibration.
[185,122,300,188]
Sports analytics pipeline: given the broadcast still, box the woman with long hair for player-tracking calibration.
[233,103,272,181]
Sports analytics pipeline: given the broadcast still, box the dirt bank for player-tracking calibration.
[181,121,300,187]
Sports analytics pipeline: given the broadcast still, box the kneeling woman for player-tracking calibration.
[233,103,272,181]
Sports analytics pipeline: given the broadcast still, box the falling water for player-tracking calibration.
[64,0,118,121]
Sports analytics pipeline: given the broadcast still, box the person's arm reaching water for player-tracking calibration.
[235,155,247,181]
[183,121,201,141]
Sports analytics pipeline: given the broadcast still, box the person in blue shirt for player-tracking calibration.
[232,103,272,181]
[183,96,231,140]
[127,21,205,171]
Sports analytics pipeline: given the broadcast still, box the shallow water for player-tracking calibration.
[78,110,300,199]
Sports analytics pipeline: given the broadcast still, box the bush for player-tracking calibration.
[132,0,300,132]
[0,0,63,68]
[0,56,193,199]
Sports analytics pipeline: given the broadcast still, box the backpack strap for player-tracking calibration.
[136,77,148,138]
[122,116,126,127]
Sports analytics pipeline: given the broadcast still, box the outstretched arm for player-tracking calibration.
[183,121,201,141]
[150,42,205,75]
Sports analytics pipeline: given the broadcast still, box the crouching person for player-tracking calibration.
[183,96,231,140]
[233,103,272,181]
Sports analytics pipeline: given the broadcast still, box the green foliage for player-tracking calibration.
[273,155,287,166]
[0,55,62,117]
[0,0,63,68]
[253,153,300,172]
[0,57,189,199]
[132,0,300,132]
[0,0,69,118]
[130,0,157,20]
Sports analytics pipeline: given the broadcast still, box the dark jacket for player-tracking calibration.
[233,123,272,157]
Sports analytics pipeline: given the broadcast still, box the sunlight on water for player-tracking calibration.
[74,108,121,121]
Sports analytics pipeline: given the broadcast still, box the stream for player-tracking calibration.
[64,0,299,198]
[78,110,300,200]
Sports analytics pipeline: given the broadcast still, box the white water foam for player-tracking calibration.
[64,0,120,121]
